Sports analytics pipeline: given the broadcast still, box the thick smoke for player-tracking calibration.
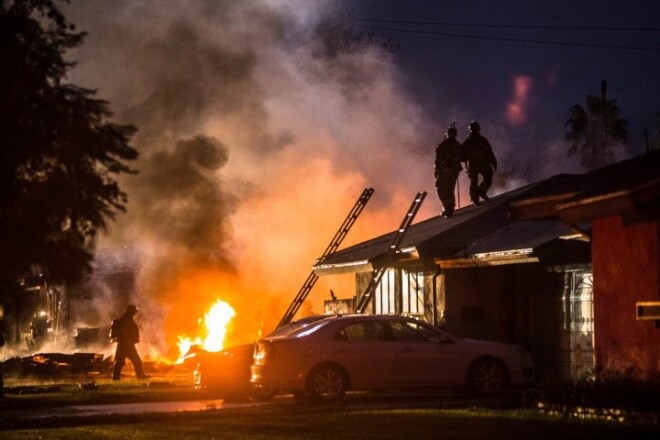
[63,0,451,357]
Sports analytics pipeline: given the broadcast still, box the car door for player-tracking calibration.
[389,319,465,388]
[330,320,397,389]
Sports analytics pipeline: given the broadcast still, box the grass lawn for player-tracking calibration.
[0,378,658,440]
[1,375,215,410]
[1,404,658,440]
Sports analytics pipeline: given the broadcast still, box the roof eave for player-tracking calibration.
[508,192,581,219]
[313,260,374,276]
[435,248,538,268]
[556,177,660,223]
[435,255,539,268]
[313,247,421,276]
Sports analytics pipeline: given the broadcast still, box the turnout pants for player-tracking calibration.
[112,342,145,379]
[435,170,459,213]
[468,168,493,204]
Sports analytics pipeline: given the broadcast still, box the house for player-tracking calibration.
[315,176,593,382]
[509,150,660,378]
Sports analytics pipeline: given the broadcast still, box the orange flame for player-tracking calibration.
[177,298,236,359]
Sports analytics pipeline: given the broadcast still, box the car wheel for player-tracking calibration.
[467,358,507,394]
[306,365,347,403]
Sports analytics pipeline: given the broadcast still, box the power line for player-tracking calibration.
[352,24,660,51]
[354,18,660,32]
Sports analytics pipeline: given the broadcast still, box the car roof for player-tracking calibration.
[326,314,421,322]
[264,314,431,340]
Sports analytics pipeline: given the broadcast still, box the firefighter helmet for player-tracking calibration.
[445,122,457,138]
[126,304,138,315]
[468,121,481,133]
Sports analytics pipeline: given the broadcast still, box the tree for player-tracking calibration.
[565,81,629,170]
[0,1,138,301]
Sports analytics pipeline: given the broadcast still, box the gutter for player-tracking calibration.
[313,259,372,275]
[434,248,538,268]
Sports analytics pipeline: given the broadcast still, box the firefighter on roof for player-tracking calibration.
[461,121,497,205]
[434,122,463,217]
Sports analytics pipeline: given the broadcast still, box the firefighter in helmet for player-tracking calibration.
[434,122,463,217]
[111,304,148,380]
[461,121,497,205]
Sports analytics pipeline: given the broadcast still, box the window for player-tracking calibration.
[373,269,426,315]
[374,270,396,314]
[334,321,390,342]
[402,270,425,315]
[390,320,440,343]
[562,271,594,380]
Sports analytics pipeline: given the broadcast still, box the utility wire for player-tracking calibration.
[354,18,660,32]
[353,24,660,51]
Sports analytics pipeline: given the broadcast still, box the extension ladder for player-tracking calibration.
[355,191,427,314]
[276,188,375,329]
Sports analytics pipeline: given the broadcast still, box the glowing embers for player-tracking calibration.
[177,298,236,359]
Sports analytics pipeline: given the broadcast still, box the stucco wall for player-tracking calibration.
[444,267,509,341]
[592,216,660,376]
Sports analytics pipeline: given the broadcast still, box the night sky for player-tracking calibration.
[352,0,660,180]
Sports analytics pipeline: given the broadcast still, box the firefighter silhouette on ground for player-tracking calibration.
[30,310,50,348]
[110,304,148,380]
[434,122,463,217]
[461,121,497,205]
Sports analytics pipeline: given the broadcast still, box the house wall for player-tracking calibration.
[444,267,508,340]
[521,267,567,382]
[592,216,660,376]
[354,263,583,382]
[444,265,569,382]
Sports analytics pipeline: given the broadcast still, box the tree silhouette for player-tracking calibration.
[565,81,629,170]
[0,1,138,300]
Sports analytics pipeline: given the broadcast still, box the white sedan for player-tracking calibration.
[250,314,535,403]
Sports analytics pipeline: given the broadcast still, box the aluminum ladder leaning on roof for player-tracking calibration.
[355,191,427,314]
[276,188,375,329]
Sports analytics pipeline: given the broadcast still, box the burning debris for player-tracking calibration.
[176,299,236,361]
[1,352,108,378]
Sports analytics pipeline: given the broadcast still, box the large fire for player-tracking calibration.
[176,298,236,359]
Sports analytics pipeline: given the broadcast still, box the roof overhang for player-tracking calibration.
[314,259,373,275]
[435,248,538,268]
[510,176,660,223]
[556,177,660,224]
[508,192,581,219]
[313,247,420,276]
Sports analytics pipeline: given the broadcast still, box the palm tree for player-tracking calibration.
[565,81,629,170]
